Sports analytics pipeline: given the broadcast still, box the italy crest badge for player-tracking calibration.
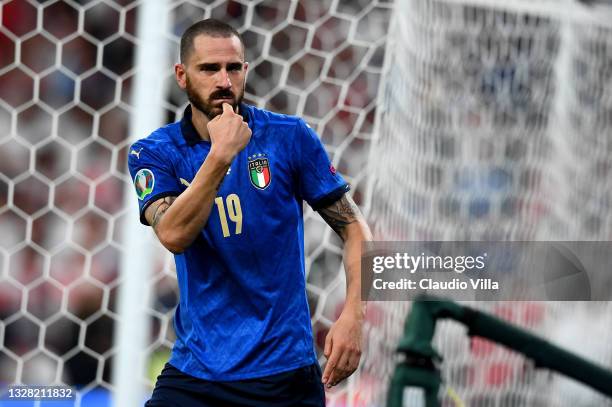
[248,156,271,190]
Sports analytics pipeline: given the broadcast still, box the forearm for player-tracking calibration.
[154,149,230,252]
[341,219,372,316]
[320,206,372,387]
[317,193,372,316]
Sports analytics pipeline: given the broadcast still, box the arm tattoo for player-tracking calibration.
[148,196,176,230]
[317,195,360,240]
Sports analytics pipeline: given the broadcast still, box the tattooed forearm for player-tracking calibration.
[146,196,176,230]
[317,195,360,240]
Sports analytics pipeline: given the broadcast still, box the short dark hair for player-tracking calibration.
[180,19,245,63]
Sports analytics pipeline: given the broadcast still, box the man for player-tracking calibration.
[128,18,372,406]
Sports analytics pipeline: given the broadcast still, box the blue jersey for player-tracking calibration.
[128,104,349,381]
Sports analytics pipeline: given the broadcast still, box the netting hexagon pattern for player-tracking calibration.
[366,1,612,406]
[0,0,391,405]
[0,0,151,404]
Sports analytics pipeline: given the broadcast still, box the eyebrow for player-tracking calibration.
[197,62,243,71]
[199,63,221,71]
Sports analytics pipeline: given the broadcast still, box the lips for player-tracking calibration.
[211,97,234,104]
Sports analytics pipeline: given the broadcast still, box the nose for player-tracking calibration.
[218,69,232,89]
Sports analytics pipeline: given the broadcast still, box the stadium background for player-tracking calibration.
[0,0,389,405]
[1,0,612,406]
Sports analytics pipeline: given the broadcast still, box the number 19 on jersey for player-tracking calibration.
[214,194,242,237]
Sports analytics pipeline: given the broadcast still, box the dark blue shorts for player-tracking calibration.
[145,363,326,407]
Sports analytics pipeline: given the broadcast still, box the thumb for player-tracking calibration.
[222,103,234,115]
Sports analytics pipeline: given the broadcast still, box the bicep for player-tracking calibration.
[317,194,362,241]
[144,195,177,232]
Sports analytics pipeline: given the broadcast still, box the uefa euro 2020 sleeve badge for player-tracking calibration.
[248,155,271,190]
[134,168,155,200]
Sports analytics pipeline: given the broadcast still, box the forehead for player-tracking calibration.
[189,34,244,64]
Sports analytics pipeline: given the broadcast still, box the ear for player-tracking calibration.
[243,61,249,78]
[175,63,187,89]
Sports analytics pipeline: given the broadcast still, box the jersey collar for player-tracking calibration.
[180,103,251,146]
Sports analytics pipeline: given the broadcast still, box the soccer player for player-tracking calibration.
[128,18,372,406]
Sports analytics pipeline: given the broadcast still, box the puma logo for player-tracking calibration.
[180,178,191,187]
[130,148,143,159]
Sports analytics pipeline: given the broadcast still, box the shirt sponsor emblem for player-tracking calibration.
[134,168,155,200]
[130,148,143,159]
[248,155,271,190]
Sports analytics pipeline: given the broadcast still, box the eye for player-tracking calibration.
[227,63,243,72]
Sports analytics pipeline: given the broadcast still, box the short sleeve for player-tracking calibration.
[293,119,350,209]
[127,141,182,225]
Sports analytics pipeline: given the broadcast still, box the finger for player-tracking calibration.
[242,122,252,135]
[324,331,332,358]
[348,350,361,373]
[328,350,351,386]
[205,118,218,133]
[322,347,340,385]
[222,103,233,115]
[338,349,352,372]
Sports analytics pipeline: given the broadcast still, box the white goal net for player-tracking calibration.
[0,0,390,405]
[1,0,612,406]
[363,0,612,406]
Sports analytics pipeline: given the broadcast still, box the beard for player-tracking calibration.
[185,76,244,120]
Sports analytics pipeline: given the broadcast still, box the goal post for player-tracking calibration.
[112,0,170,406]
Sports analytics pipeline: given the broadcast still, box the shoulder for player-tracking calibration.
[129,122,182,160]
[244,104,307,132]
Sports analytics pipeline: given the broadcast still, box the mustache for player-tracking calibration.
[209,90,235,100]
